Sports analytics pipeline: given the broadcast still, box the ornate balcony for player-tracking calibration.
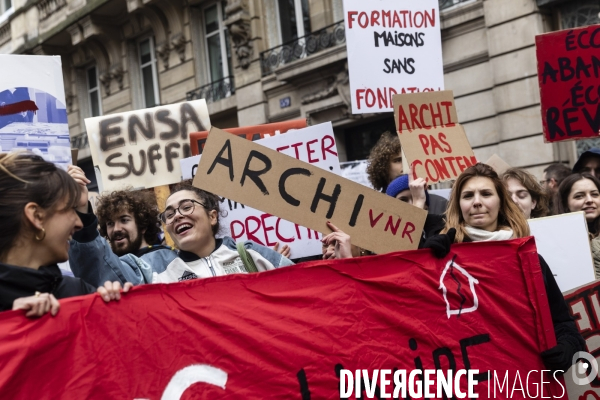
[186,76,235,104]
[260,20,346,77]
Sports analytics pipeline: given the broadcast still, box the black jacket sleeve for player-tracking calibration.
[539,254,586,369]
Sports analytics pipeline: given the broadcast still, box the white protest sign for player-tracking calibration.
[0,55,71,168]
[85,99,210,191]
[189,122,341,259]
[180,155,200,180]
[343,0,444,114]
[528,211,596,292]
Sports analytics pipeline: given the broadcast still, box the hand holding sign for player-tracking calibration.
[67,165,91,213]
[408,163,428,210]
[321,221,354,260]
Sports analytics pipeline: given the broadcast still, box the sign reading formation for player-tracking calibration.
[393,90,476,183]
[343,0,444,114]
[183,123,342,259]
[85,99,211,191]
[193,127,427,254]
[0,238,562,399]
[536,24,600,142]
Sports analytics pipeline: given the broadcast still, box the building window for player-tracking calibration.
[204,2,233,83]
[0,0,13,23]
[87,66,102,117]
[277,0,311,44]
[139,37,160,108]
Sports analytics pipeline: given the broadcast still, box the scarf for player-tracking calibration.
[465,225,514,242]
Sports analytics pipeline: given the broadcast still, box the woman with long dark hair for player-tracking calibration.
[554,172,600,276]
[424,163,584,372]
[0,153,130,317]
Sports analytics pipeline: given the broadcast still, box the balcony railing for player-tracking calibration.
[70,132,88,150]
[439,0,474,10]
[186,76,235,104]
[260,20,345,77]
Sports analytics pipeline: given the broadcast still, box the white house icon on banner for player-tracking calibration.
[439,257,480,319]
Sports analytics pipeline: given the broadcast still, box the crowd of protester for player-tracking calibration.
[2,129,600,374]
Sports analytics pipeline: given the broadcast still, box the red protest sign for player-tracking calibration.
[0,238,563,399]
[563,280,600,399]
[190,119,307,155]
[536,25,600,143]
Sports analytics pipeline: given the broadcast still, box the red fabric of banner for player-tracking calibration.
[0,237,559,399]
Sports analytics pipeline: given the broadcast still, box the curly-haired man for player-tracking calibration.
[95,190,161,257]
[67,166,178,287]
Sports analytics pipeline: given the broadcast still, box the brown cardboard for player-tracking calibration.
[393,90,458,133]
[71,149,78,165]
[193,127,427,254]
[485,154,511,175]
[398,124,476,184]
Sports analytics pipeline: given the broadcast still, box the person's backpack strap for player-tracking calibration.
[236,242,258,273]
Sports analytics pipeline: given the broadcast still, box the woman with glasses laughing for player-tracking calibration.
[149,183,294,283]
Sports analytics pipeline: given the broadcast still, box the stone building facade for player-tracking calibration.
[0,0,597,189]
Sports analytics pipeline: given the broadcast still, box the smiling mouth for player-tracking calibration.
[175,224,193,234]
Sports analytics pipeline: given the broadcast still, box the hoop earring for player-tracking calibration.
[35,228,46,241]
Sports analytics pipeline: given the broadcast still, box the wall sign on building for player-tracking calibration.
[343,0,444,114]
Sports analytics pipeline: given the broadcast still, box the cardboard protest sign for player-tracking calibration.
[536,24,600,142]
[528,211,596,292]
[398,124,476,183]
[85,99,210,191]
[0,238,565,399]
[343,0,444,114]
[394,90,458,133]
[394,91,475,183]
[0,55,71,168]
[183,123,342,258]
[485,154,511,175]
[193,127,427,254]
[190,119,306,156]
[563,279,600,400]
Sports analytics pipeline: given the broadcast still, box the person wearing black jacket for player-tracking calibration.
[423,163,585,373]
[0,153,130,317]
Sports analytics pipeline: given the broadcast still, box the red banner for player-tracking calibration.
[564,280,600,399]
[0,238,562,399]
[536,25,600,143]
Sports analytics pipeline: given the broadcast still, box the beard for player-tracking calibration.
[109,231,144,257]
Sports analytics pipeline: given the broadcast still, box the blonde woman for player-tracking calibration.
[423,163,584,373]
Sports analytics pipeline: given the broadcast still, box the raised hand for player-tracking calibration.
[409,162,428,210]
[67,165,91,213]
[321,221,353,259]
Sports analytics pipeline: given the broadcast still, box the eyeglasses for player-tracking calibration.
[159,199,205,224]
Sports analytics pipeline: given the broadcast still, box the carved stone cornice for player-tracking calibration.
[37,0,67,21]
[224,0,253,69]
